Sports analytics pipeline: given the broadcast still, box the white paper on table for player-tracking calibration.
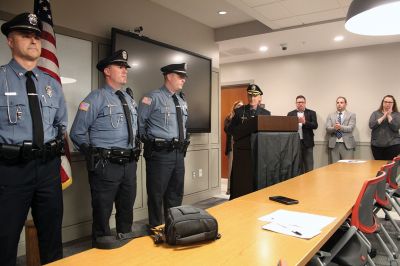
[338,160,366,163]
[262,222,321,239]
[258,209,336,231]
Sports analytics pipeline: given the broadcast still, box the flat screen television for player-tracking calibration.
[111,27,212,133]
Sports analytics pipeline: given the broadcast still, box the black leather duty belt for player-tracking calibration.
[0,139,64,164]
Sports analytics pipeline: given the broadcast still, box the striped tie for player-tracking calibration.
[336,112,342,139]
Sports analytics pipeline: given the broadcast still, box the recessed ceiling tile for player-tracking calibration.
[255,2,293,20]
[298,8,346,24]
[281,0,340,15]
[241,0,280,8]
[272,16,303,28]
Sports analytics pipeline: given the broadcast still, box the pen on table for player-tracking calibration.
[276,223,302,236]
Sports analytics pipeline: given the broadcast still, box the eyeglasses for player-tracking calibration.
[296,101,305,104]
[383,101,394,104]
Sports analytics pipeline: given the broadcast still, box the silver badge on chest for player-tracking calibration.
[45,85,53,98]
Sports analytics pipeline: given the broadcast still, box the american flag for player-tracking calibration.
[34,0,73,190]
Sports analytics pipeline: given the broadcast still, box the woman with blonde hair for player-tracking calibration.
[223,100,243,194]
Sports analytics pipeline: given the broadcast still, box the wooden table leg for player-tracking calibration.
[25,220,40,266]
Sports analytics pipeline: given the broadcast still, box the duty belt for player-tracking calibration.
[92,147,138,164]
[0,139,64,163]
[156,138,189,150]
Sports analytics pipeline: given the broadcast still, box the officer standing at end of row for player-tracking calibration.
[0,13,68,266]
[70,50,140,246]
[138,63,190,227]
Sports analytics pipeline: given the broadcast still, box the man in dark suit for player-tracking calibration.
[287,95,318,173]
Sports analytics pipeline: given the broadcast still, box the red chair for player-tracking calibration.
[372,165,399,261]
[310,172,386,266]
[384,156,400,238]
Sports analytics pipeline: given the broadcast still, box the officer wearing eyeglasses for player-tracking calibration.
[0,13,68,266]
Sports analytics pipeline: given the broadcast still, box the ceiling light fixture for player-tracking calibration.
[345,0,400,36]
[218,11,227,15]
[334,35,344,42]
[259,46,268,52]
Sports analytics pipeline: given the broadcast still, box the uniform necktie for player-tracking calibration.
[336,112,342,139]
[116,90,133,146]
[172,94,184,142]
[25,71,44,148]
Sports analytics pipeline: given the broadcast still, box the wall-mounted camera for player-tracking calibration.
[280,43,288,51]
[130,26,144,36]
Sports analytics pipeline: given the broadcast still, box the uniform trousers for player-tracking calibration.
[145,149,185,227]
[88,160,137,242]
[0,157,63,266]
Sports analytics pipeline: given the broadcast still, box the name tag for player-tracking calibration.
[5,92,17,96]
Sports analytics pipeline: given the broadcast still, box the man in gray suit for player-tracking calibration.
[326,96,356,163]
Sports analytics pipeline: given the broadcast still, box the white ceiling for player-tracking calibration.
[151,0,400,64]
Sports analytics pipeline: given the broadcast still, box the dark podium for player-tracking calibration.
[230,116,301,199]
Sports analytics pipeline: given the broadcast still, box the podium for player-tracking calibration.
[230,116,301,199]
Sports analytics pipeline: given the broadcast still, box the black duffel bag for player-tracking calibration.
[153,205,221,245]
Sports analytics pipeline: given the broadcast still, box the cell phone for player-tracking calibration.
[269,196,299,205]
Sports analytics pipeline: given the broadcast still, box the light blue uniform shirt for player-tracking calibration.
[0,59,68,145]
[138,85,188,140]
[70,84,138,149]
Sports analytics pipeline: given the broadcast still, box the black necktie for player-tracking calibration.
[172,94,184,142]
[116,90,133,146]
[25,71,44,148]
[336,112,342,139]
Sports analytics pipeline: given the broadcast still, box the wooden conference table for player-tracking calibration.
[49,160,384,266]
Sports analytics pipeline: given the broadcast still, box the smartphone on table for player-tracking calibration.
[269,196,299,205]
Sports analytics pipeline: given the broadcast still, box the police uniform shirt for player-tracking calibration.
[70,84,138,149]
[138,85,188,140]
[0,59,68,145]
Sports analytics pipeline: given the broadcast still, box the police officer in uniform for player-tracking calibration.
[138,63,190,227]
[226,84,270,199]
[70,50,140,246]
[0,13,68,266]
[228,84,270,131]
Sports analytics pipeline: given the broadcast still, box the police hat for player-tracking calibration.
[1,13,42,37]
[160,63,187,77]
[96,49,131,72]
[247,84,263,96]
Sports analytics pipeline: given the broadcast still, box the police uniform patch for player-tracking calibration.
[79,101,90,111]
[45,85,53,98]
[142,97,152,105]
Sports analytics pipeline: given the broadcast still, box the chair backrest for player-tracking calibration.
[351,171,386,234]
[389,156,400,188]
[376,162,396,206]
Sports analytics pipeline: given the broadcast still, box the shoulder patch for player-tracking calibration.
[142,97,152,105]
[79,101,90,111]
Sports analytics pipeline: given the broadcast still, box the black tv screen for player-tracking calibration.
[111,28,212,133]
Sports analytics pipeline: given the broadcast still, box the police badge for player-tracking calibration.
[45,85,53,98]
[28,14,38,26]
[122,50,128,60]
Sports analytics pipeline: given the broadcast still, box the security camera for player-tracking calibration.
[280,43,287,51]
[131,26,144,36]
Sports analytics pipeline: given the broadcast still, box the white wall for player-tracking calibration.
[221,43,400,143]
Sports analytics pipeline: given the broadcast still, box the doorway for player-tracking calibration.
[220,84,248,182]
